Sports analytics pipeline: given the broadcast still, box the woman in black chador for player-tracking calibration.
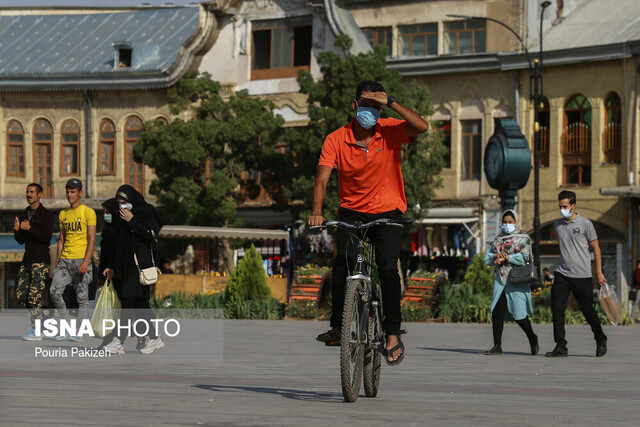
[102,185,163,355]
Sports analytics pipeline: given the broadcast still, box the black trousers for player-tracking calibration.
[330,208,403,333]
[551,272,605,348]
[492,290,535,345]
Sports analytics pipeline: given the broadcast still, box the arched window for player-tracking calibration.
[604,92,621,164]
[7,120,25,177]
[124,115,144,194]
[538,97,550,167]
[33,119,54,197]
[60,119,80,176]
[98,119,116,175]
[155,116,169,126]
[563,94,591,186]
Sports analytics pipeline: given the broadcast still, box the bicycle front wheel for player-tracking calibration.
[340,279,364,402]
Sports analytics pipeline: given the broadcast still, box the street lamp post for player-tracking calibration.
[448,2,551,282]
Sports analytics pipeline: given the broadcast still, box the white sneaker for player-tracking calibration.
[139,337,164,354]
[23,328,42,341]
[104,337,124,355]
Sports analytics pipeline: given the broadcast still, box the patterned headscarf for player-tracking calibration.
[490,209,532,285]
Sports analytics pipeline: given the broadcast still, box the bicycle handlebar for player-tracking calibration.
[309,217,412,231]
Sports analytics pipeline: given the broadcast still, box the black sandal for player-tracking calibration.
[383,334,405,366]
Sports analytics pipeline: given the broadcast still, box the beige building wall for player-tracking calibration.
[518,59,635,235]
[0,89,169,208]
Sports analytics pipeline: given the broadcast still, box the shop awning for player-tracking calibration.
[416,207,480,238]
[600,186,640,197]
[159,225,289,242]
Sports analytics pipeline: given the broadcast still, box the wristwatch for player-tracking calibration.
[386,95,396,108]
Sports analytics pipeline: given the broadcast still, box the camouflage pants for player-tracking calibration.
[16,263,49,328]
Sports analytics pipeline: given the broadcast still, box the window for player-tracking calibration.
[362,27,392,55]
[98,119,116,175]
[60,119,80,176]
[563,94,591,186]
[125,116,144,195]
[251,16,312,80]
[460,120,482,180]
[444,19,486,54]
[538,97,550,167]
[398,23,437,56]
[435,120,451,168]
[201,157,215,187]
[7,120,25,177]
[604,92,621,164]
[33,119,53,198]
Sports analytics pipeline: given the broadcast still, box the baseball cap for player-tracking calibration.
[65,178,83,190]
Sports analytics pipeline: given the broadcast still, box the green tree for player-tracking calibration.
[462,253,495,296]
[134,71,284,227]
[274,36,446,221]
[224,244,272,303]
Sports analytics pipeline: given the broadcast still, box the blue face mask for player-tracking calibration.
[104,214,112,223]
[502,224,516,234]
[356,106,381,129]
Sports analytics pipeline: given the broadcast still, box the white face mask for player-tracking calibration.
[502,224,516,234]
[560,208,572,219]
[120,203,133,211]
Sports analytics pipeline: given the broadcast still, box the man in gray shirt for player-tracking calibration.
[546,190,607,357]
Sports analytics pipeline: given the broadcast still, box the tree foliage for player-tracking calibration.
[224,244,271,303]
[275,36,446,221]
[462,253,495,296]
[134,71,284,226]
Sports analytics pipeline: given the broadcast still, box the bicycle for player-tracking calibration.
[312,217,412,402]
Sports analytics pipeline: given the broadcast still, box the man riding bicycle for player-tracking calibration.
[308,80,428,365]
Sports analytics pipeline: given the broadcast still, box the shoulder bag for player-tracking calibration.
[133,250,159,286]
[509,262,538,285]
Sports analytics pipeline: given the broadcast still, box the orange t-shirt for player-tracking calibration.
[318,117,414,214]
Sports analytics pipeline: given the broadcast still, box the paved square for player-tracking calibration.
[1,319,638,426]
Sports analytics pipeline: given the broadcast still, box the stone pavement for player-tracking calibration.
[1,319,639,426]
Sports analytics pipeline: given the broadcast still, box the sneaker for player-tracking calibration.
[136,336,149,351]
[23,329,42,341]
[69,335,83,342]
[484,344,502,355]
[545,345,568,357]
[139,337,164,354]
[55,334,69,341]
[104,337,125,355]
[316,328,341,343]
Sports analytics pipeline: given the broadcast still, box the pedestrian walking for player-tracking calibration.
[545,190,607,357]
[630,259,640,321]
[14,183,54,340]
[50,178,96,341]
[102,185,164,355]
[483,210,538,356]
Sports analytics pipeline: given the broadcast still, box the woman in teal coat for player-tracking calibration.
[484,210,538,355]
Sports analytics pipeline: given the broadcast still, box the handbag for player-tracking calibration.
[509,263,538,285]
[134,250,159,286]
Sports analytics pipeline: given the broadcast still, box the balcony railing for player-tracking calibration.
[603,122,621,164]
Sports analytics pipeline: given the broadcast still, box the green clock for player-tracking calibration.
[484,118,531,189]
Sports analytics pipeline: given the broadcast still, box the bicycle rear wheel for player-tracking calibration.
[340,279,364,402]
[363,284,383,397]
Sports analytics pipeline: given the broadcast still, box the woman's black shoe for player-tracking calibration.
[484,344,502,355]
[529,334,539,355]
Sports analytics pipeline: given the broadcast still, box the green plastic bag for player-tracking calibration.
[90,280,121,337]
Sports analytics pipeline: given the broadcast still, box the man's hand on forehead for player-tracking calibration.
[358,91,387,108]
